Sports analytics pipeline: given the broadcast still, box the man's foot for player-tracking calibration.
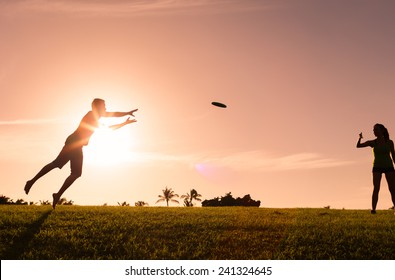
[24,180,34,195]
[371,210,377,214]
[52,193,60,209]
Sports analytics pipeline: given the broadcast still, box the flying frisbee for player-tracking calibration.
[211,101,227,108]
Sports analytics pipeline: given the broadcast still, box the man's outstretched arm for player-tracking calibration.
[109,117,136,131]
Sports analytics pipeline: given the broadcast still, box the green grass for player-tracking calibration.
[1,206,395,260]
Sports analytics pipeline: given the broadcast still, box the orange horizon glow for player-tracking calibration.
[1,1,395,209]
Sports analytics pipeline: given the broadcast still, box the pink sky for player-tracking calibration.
[1,0,395,209]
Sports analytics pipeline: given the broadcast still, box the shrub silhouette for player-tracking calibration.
[202,192,260,207]
[0,195,28,205]
[0,195,12,204]
[135,201,149,207]
[118,201,130,206]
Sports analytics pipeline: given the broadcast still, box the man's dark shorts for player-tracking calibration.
[52,144,83,176]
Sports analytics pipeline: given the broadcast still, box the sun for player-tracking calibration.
[84,117,134,165]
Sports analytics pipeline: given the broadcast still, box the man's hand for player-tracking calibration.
[124,117,136,125]
[129,109,138,117]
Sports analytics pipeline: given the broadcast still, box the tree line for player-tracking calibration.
[1,188,261,207]
[0,195,74,205]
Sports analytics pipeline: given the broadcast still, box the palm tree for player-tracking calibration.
[156,187,179,207]
[181,188,202,207]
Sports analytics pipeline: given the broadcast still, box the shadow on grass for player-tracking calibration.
[3,209,52,259]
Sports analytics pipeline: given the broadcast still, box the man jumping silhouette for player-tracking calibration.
[24,98,137,209]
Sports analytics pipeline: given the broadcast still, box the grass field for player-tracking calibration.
[1,205,395,260]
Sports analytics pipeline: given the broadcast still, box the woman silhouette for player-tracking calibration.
[357,124,395,214]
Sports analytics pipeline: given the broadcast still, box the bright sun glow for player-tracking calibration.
[84,118,134,165]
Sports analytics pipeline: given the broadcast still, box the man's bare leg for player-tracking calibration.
[25,162,57,194]
[52,173,80,209]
